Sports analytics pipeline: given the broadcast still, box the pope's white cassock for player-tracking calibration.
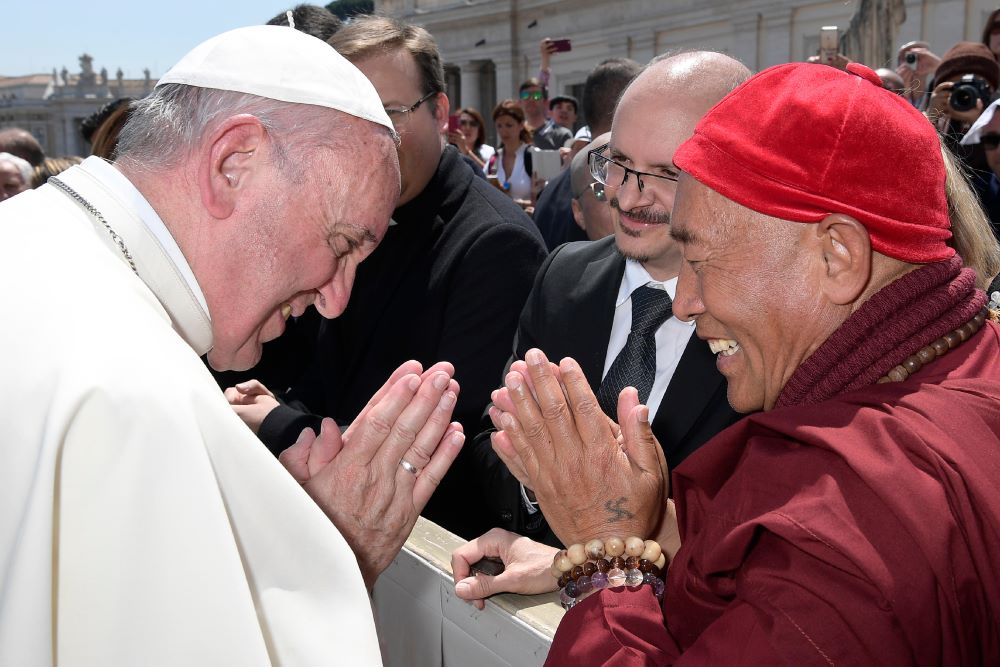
[0,157,383,665]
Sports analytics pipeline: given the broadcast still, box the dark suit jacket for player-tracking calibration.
[259,146,548,539]
[532,168,587,252]
[470,236,743,546]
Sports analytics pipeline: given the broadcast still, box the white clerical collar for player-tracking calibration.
[616,259,694,326]
[81,157,209,315]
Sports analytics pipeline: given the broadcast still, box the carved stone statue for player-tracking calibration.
[99,67,108,86]
[78,54,96,86]
[60,67,69,86]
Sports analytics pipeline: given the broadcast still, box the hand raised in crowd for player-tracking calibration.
[895,45,941,102]
[225,379,279,434]
[279,360,465,590]
[489,348,668,547]
[807,52,850,71]
[540,37,559,71]
[926,80,985,126]
[447,128,473,156]
[451,528,560,610]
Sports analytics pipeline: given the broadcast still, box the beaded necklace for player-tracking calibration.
[877,307,991,384]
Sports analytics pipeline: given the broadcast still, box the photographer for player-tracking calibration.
[896,41,941,107]
[925,43,997,133]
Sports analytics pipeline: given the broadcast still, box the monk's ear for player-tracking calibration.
[199,114,268,219]
[815,213,871,305]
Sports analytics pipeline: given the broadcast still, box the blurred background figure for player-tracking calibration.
[489,99,535,206]
[533,57,642,250]
[925,41,998,171]
[30,156,83,188]
[520,77,572,151]
[265,3,341,40]
[449,106,494,170]
[569,132,614,240]
[961,99,1000,246]
[875,67,906,94]
[0,128,44,168]
[982,8,1000,61]
[86,98,133,160]
[896,41,941,107]
[0,152,31,201]
[548,94,577,130]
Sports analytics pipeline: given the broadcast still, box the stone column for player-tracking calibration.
[630,30,656,62]
[494,56,516,104]
[730,12,762,71]
[61,115,75,157]
[460,62,481,112]
[759,8,793,69]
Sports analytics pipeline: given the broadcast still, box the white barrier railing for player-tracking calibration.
[373,517,565,667]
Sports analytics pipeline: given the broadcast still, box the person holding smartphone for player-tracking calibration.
[447,107,495,170]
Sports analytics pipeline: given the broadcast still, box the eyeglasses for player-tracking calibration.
[981,133,1000,150]
[588,144,679,193]
[589,181,607,202]
[520,90,545,101]
[384,91,437,129]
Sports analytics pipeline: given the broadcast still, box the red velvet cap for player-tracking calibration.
[674,62,953,263]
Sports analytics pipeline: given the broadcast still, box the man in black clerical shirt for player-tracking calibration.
[227,17,546,539]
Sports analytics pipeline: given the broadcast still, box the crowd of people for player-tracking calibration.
[2,3,1000,665]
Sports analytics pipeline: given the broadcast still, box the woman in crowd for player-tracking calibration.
[488,99,535,206]
[983,8,1000,61]
[449,107,495,170]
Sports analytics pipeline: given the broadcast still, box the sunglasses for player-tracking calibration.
[982,133,1000,150]
[990,23,1000,35]
[520,90,545,101]
[459,118,478,127]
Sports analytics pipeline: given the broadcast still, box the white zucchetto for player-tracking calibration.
[157,25,393,132]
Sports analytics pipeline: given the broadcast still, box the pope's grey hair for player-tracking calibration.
[115,83,380,177]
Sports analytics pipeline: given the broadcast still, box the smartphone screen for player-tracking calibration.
[551,39,572,53]
[448,114,460,133]
[819,26,838,61]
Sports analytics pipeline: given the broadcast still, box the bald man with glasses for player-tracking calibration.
[464,52,751,556]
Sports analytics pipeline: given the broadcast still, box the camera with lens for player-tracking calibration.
[904,51,918,67]
[949,74,992,113]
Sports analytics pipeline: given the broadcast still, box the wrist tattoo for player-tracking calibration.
[604,497,635,522]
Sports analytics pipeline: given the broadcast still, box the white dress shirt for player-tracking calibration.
[601,259,695,419]
[523,259,695,515]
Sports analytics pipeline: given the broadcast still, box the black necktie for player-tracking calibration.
[597,285,673,419]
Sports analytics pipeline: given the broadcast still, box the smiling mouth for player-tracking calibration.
[708,338,740,357]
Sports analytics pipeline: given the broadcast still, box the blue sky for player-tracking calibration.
[6,1,302,79]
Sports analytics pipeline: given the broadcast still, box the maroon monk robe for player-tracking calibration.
[546,257,1000,665]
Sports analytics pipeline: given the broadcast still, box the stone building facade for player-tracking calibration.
[0,54,152,158]
[377,0,999,140]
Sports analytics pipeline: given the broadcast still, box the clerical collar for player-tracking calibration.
[81,157,209,315]
[616,259,692,326]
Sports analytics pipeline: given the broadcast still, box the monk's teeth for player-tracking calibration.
[280,303,292,320]
[708,339,740,356]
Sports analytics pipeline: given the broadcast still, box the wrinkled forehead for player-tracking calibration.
[670,174,739,245]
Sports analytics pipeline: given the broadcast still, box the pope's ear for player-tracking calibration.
[815,213,871,306]
[199,114,268,219]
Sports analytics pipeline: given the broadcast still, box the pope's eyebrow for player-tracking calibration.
[332,223,378,245]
